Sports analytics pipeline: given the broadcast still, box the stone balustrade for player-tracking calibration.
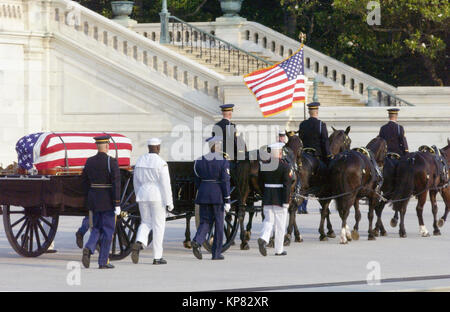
[49,0,225,102]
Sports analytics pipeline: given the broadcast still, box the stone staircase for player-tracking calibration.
[165,45,365,106]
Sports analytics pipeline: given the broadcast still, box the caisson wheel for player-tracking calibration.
[2,205,59,257]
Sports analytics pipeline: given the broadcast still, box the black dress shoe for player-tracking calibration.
[82,248,91,268]
[131,242,142,264]
[191,241,202,260]
[45,249,57,254]
[275,251,287,256]
[99,263,115,269]
[258,238,267,257]
[212,255,224,260]
[153,258,167,265]
[75,231,83,249]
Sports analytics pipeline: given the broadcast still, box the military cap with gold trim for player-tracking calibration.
[307,102,320,110]
[387,108,400,114]
[93,135,111,144]
[220,104,235,112]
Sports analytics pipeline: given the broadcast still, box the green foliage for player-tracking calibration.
[82,0,449,86]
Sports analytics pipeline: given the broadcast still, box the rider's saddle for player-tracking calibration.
[352,147,383,190]
[419,145,449,185]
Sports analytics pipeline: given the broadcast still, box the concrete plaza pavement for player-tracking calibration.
[0,199,449,292]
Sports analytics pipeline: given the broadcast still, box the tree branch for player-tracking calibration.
[182,0,209,18]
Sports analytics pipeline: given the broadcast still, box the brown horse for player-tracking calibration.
[237,131,304,250]
[438,139,450,227]
[326,139,385,243]
[285,126,352,243]
[390,140,450,237]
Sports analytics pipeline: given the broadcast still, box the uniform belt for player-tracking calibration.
[202,179,220,183]
[91,184,112,188]
[264,184,283,188]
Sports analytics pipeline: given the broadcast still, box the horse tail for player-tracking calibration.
[391,156,416,211]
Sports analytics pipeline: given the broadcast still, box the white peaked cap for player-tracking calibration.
[269,142,285,150]
[147,138,162,146]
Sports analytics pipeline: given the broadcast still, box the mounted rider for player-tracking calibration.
[298,102,333,164]
[212,104,239,162]
[379,108,409,157]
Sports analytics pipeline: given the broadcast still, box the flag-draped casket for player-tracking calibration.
[15,132,133,172]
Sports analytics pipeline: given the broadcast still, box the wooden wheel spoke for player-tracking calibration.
[14,217,29,241]
[111,232,118,255]
[28,221,34,252]
[38,217,53,228]
[34,224,42,250]
[37,221,49,242]
[11,216,27,229]
[116,224,126,252]
[120,177,131,203]
[20,221,30,249]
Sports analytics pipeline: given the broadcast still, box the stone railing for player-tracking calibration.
[133,20,402,103]
[240,21,397,102]
[48,0,226,103]
[0,0,24,30]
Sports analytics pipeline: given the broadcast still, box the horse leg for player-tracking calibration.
[374,200,387,236]
[368,196,377,241]
[352,199,361,240]
[284,204,294,246]
[338,203,351,244]
[318,203,329,241]
[245,211,255,242]
[238,205,250,250]
[293,217,303,242]
[321,200,335,238]
[416,192,430,237]
[438,187,450,227]
[183,215,192,249]
[391,209,399,228]
[429,190,440,235]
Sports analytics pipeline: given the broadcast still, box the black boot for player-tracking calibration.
[131,242,142,264]
[191,241,202,260]
[82,248,91,268]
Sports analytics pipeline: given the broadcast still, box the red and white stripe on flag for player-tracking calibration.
[32,132,132,170]
[244,47,306,117]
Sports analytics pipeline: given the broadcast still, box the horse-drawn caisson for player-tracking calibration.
[0,132,242,259]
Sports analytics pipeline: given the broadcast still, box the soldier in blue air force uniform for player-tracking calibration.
[81,135,121,269]
[191,136,231,261]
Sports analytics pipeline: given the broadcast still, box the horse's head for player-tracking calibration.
[285,130,303,161]
[367,136,387,167]
[329,126,351,155]
[440,138,450,163]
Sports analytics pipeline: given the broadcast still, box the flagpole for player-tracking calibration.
[299,32,306,121]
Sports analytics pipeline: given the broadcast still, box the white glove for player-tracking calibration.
[224,203,231,213]
[114,206,121,216]
[167,204,174,212]
[282,203,289,209]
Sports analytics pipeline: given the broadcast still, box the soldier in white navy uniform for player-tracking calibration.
[131,138,173,265]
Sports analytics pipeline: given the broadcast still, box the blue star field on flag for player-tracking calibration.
[279,49,304,80]
[15,133,43,170]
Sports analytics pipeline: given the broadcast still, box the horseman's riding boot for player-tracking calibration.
[75,231,83,249]
[82,247,92,268]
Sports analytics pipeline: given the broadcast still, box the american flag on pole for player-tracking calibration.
[244,47,306,117]
[15,132,132,171]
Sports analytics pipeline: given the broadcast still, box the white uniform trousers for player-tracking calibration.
[136,201,166,259]
[260,205,288,254]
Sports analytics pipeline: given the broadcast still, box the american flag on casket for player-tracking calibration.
[15,132,132,171]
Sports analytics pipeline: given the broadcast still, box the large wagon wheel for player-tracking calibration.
[2,205,59,257]
[109,171,139,261]
[195,182,240,253]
